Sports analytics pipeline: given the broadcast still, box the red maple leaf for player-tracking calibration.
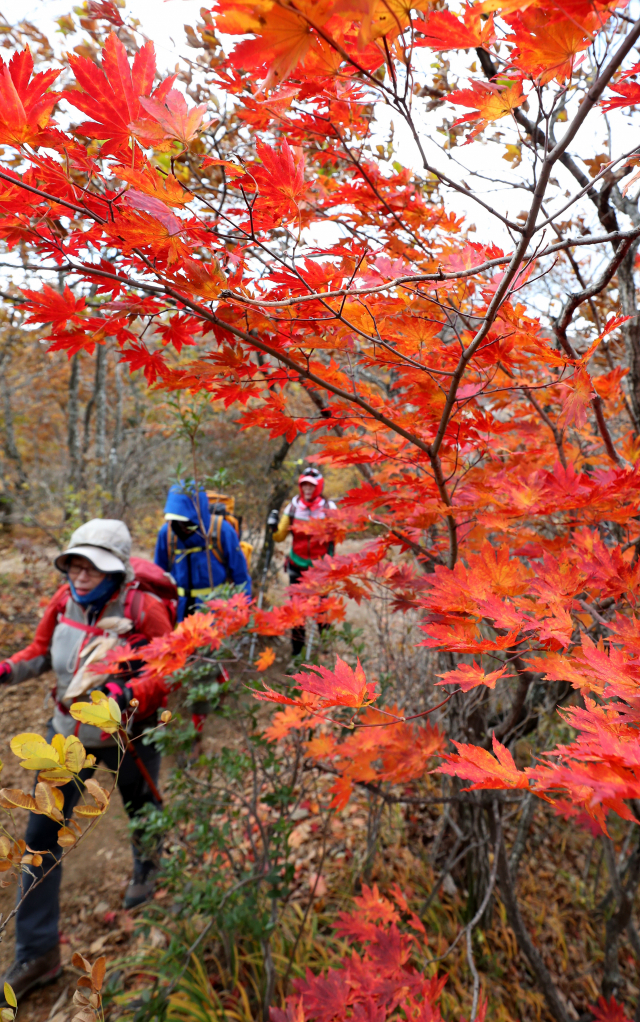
[118,342,169,384]
[0,48,60,147]
[21,284,86,327]
[590,998,633,1022]
[64,33,175,159]
[439,735,531,791]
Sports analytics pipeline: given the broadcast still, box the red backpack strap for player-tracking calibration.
[123,585,144,628]
[58,616,106,637]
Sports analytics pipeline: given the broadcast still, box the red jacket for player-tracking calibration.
[9,583,172,721]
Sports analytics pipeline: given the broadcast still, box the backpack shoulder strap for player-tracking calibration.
[207,514,225,565]
[124,585,145,629]
[166,524,176,567]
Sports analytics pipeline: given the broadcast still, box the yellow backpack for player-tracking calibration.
[206,492,254,572]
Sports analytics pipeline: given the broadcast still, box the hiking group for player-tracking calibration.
[0,468,336,1000]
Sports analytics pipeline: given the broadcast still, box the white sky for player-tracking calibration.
[0,0,634,314]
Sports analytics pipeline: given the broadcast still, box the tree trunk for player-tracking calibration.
[0,352,27,490]
[108,356,123,500]
[254,435,295,580]
[67,354,80,490]
[94,343,107,488]
[616,246,640,428]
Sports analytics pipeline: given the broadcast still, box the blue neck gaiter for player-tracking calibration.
[69,573,123,620]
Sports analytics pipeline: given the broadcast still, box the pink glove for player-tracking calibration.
[0,661,12,683]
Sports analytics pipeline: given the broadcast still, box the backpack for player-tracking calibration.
[128,556,178,626]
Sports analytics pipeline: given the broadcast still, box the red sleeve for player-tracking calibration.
[127,592,173,719]
[9,585,69,664]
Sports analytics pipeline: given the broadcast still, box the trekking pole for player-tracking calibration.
[305,618,317,661]
[118,726,163,806]
[248,510,278,662]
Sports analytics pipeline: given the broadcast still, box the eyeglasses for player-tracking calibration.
[67,563,105,581]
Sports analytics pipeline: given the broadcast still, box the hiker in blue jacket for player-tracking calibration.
[154,484,252,622]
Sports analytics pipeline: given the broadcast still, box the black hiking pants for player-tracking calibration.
[15,724,160,962]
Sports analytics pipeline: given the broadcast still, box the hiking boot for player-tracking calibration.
[0,946,61,1003]
[124,865,158,910]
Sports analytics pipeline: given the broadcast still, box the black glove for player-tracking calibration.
[267,509,279,530]
[0,661,12,684]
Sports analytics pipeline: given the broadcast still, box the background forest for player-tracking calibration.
[2,1,640,1022]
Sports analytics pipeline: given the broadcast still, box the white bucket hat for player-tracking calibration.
[55,519,134,581]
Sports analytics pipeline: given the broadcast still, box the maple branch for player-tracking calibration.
[0,169,104,222]
[369,517,443,567]
[218,226,640,311]
[521,388,566,469]
[422,20,640,553]
[492,654,534,744]
[554,240,634,465]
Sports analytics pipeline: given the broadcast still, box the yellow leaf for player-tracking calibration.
[4,984,16,1009]
[0,788,37,811]
[0,1003,14,1019]
[70,698,121,733]
[0,837,11,858]
[51,733,66,761]
[63,735,87,773]
[20,756,68,772]
[74,801,102,817]
[84,778,109,808]
[57,826,77,847]
[37,768,73,784]
[35,782,64,821]
[10,733,46,758]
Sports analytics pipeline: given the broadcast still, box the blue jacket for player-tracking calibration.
[154,485,252,621]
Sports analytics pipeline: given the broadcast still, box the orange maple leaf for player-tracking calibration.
[254,655,377,715]
[221,0,333,88]
[255,646,276,671]
[436,661,512,692]
[0,49,60,147]
[263,704,312,741]
[449,79,525,139]
[114,164,193,207]
[105,206,189,266]
[560,366,594,428]
[133,89,208,151]
[439,735,531,790]
[416,6,495,50]
[509,9,598,85]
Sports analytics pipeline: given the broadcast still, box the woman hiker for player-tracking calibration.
[0,519,174,1001]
